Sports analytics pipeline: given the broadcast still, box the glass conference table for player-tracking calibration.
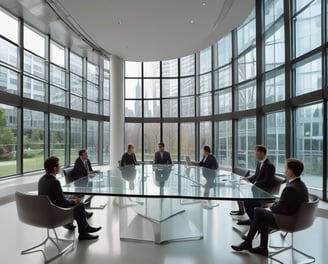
[62,164,274,244]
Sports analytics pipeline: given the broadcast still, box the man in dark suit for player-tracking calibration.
[120,144,139,167]
[154,143,172,164]
[231,158,309,256]
[73,149,95,179]
[192,146,218,170]
[38,156,101,240]
[237,145,275,225]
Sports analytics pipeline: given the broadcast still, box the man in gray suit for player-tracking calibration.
[154,143,172,164]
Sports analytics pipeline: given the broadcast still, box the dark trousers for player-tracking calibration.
[73,202,88,234]
[244,200,262,220]
[245,207,278,249]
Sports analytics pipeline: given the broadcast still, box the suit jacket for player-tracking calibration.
[199,154,218,170]
[154,151,172,164]
[120,152,138,167]
[38,174,75,208]
[73,158,93,179]
[271,177,309,215]
[248,158,275,192]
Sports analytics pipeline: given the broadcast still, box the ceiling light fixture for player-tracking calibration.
[202,2,206,6]
[190,19,194,24]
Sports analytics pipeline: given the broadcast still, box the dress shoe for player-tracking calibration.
[85,211,93,218]
[63,223,76,231]
[78,233,99,241]
[85,226,102,233]
[231,241,252,252]
[249,247,269,256]
[230,210,245,216]
[237,219,251,225]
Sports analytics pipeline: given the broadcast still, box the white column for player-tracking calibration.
[109,55,124,168]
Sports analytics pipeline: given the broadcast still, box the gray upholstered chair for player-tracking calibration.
[63,167,75,184]
[269,194,319,264]
[15,192,75,263]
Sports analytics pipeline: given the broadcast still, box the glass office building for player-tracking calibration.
[0,0,328,200]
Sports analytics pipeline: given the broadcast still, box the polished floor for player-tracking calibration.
[1,196,327,264]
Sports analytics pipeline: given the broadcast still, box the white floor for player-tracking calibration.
[1,196,327,264]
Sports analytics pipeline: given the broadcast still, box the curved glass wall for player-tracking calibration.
[125,0,328,199]
[0,6,110,177]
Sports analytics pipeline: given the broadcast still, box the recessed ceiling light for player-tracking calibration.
[202,2,206,6]
[190,19,194,24]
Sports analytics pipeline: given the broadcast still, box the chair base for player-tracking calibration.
[21,228,75,263]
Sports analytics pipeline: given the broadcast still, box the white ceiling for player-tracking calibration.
[57,0,254,61]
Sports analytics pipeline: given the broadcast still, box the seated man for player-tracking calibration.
[73,149,96,179]
[154,143,172,165]
[231,158,309,256]
[237,145,275,225]
[38,156,101,240]
[191,146,218,170]
[120,144,139,167]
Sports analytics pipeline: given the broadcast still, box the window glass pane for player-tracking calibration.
[237,81,256,111]
[87,82,99,101]
[144,123,160,161]
[294,0,314,12]
[237,9,256,54]
[125,61,142,77]
[125,79,142,99]
[264,24,285,71]
[294,0,321,57]
[162,99,178,117]
[104,59,110,71]
[0,38,18,67]
[162,59,178,77]
[87,100,99,114]
[70,118,83,163]
[70,52,83,76]
[264,0,284,30]
[180,77,195,96]
[103,121,110,163]
[199,73,211,93]
[214,88,232,114]
[87,62,99,84]
[162,79,178,98]
[144,79,160,98]
[50,42,65,68]
[265,72,285,104]
[24,26,45,57]
[23,109,44,172]
[199,122,212,160]
[125,100,142,117]
[71,95,83,111]
[295,56,322,96]
[0,9,18,43]
[0,65,18,95]
[180,123,195,160]
[71,73,83,95]
[265,111,285,173]
[237,117,256,169]
[103,100,110,116]
[180,54,195,76]
[103,71,110,100]
[215,65,232,89]
[199,47,212,74]
[163,123,178,161]
[180,97,195,117]
[23,76,46,102]
[214,121,232,168]
[238,48,256,82]
[87,120,98,163]
[144,100,160,117]
[295,103,323,190]
[50,64,66,87]
[217,33,232,67]
[143,61,160,77]
[0,104,17,177]
[50,86,66,107]
[50,114,65,162]
[199,93,212,116]
[24,51,46,79]
[125,123,142,161]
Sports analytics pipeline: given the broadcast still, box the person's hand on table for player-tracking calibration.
[242,177,249,181]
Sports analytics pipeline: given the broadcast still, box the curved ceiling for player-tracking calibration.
[56,0,254,61]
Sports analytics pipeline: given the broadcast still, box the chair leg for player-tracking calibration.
[269,233,315,264]
[21,228,75,263]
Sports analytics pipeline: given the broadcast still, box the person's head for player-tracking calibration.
[203,146,211,156]
[44,156,60,174]
[158,143,165,152]
[127,144,135,154]
[255,145,267,160]
[285,158,304,180]
[79,149,88,160]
